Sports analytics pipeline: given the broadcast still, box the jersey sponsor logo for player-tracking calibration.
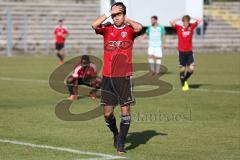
[121,32,127,38]
[181,27,192,37]
[182,31,191,37]
[104,40,132,51]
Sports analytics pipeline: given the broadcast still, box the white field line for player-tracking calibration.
[0,139,125,160]
[179,88,240,94]
[0,76,239,94]
[0,77,48,83]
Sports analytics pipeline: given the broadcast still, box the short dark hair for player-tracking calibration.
[151,16,158,20]
[182,15,191,22]
[111,2,126,15]
[81,55,90,64]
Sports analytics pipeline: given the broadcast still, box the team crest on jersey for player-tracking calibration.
[121,32,127,38]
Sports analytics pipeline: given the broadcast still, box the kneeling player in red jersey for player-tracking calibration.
[66,55,101,100]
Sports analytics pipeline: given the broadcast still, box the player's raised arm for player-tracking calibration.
[91,5,124,29]
[170,18,181,27]
[191,17,202,24]
[91,15,108,29]
[125,17,143,33]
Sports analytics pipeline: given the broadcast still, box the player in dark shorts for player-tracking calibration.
[66,55,101,100]
[53,19,69,65]
[170,15,202,91]
[92,2,142,153]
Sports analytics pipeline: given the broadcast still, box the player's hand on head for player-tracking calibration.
[110,5,124,15]
[124,16,129,24]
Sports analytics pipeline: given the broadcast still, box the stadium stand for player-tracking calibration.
[0,0,239,55]
[203,1,240,52]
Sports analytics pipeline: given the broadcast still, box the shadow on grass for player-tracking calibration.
[125,130,167,150]
[189,83,210,89]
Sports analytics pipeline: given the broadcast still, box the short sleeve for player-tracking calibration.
[90,63,97,72]
[161,26,166,35]
[146,27,150,36]
[95,22,112,35]
[174,24,181,33]
[95,25,105,35]
[72,65,82,78]
[130,26,141,38]
[191,21,199,30]
[175,24,180,30]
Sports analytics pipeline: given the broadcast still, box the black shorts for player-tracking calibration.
[101,76,135,107]
[77,78,92,87]
[55,43,64,51]
[178,51,195,67]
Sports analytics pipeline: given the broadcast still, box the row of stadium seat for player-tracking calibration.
[0,1,239,55]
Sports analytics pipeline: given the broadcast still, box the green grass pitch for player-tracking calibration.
[0,53,239,160]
